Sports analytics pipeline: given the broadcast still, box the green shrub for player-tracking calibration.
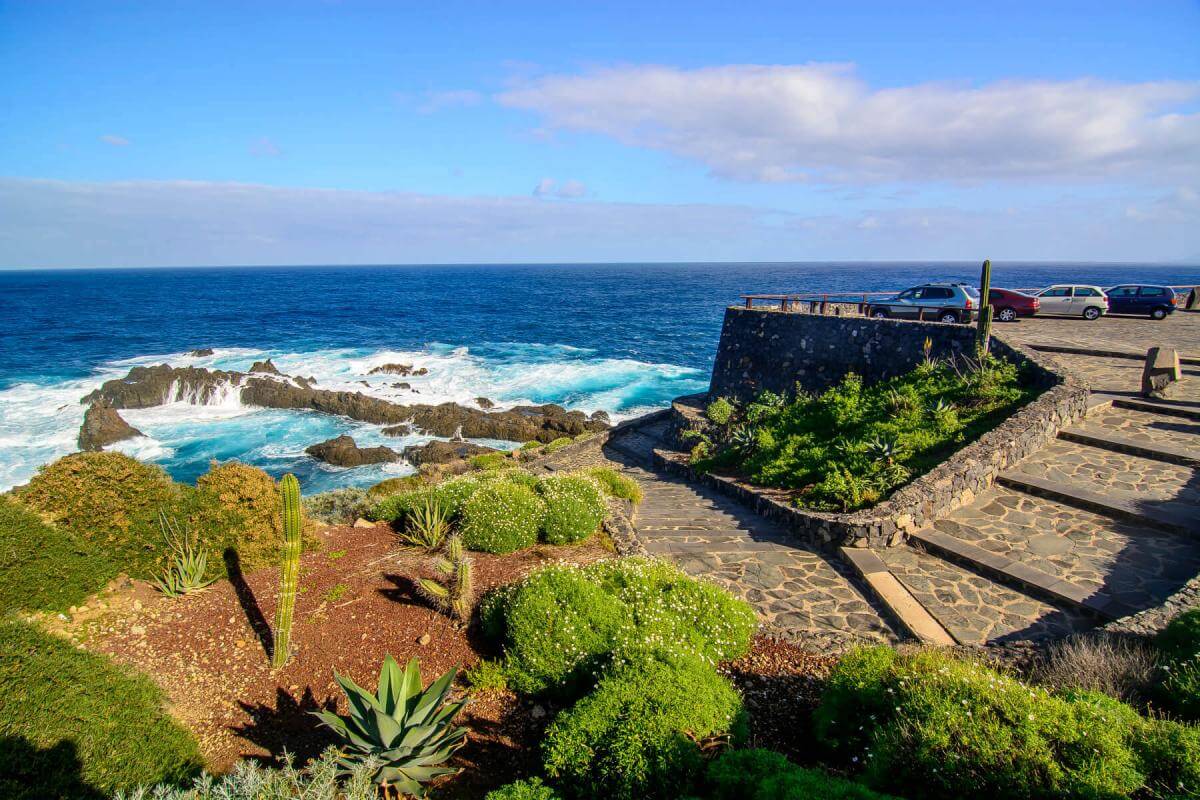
[114,748,378,800]
[706,397,735,426]
[1157,609,1200,720]
[460,481,544,554]
[0,496,108,615]
[471,452,509,471]
[542,653,746,800]
[706,749,897,800]
[537,475,605,544]
[483,777,561,800]
[465,659,509,692]
[815,645,1200,800]
[494,565,629,695]
[490,558,754,695]
[0,621,202,797]
[370,475,483,524]
[721,356,1032,511]
[586,558,756,667]
[544,437,574,454]
[12,452,179,575]
[302,487,371,525]
[584,466,643,504]
[366,474,424,499]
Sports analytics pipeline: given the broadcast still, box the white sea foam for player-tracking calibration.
[0,342,705,492]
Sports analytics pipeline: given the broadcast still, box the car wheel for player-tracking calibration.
[1151,307,1167,320]
[871,309,889,319]
[938,311,960,324]
[997,307,1017,322]
[1082,306,1101,320]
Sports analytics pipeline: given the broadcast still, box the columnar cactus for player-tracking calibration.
[976,258,993,357]
[272,473,302,668]
[415,534,475,622]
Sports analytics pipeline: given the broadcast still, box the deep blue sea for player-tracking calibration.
[2,262,1197,493]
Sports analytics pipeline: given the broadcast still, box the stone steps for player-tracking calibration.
[840,547,955,645]
[1113,396,1200,421]
[996,471,1198,536]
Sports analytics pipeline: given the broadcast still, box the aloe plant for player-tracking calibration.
[272,473,302,668]
[152,511,215,598]
[313,655,468,795]
[415,535,474,621]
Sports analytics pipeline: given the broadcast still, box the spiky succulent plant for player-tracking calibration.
[313,655,468,795]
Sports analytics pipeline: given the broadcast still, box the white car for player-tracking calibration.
[1034,285,1109,320]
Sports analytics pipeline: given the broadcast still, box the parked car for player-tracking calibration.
[867,283,978,324]
[1034,285,1108,320]
[1104,284,1177,320]
[987,288,1040,322]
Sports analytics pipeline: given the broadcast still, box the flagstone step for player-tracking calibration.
[1113,397,1200,421]
[996,471,1198,536]
[839,547,955,645]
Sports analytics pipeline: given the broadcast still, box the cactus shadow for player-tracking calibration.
[233,687,337,768]
[378,572,422,604]
[224,548,275,661]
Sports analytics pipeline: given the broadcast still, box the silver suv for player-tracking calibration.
[867,283,978,324]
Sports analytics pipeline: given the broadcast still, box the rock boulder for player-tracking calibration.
[402,440,498,466]
[78,401,143,451]
[305,435,399,467]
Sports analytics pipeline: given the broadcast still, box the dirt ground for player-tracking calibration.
[50,523,838,796]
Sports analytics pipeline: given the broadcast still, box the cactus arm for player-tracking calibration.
[976,258,993,357]
[272,472,303,668]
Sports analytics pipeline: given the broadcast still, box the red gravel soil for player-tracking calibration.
[58,523,611,797]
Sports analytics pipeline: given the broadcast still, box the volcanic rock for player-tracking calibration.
[85,364,609,443]
[188,348,214,357]
[402,440,498,466]
[368,363,413,376]
[590,410,611,424]
[249,358,281,375]
[475,397,495,409]
[305,435,399,467]
[392,382,411,390]
[78,400,143,451]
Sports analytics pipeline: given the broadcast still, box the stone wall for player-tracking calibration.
[709,306,978,401]
[664,322,1090,549]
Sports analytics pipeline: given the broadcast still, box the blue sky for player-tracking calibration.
[0,0,1197,267]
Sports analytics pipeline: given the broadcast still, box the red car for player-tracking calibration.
[987,288,1040,322]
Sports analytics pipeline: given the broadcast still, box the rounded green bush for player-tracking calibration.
[1158,608,1200,664]
[706,749,898,800]
[543,437,574,453]
[471,451,509,471]
[585,557,757,666]
[542,653,746,800]
[584,466,643,503]
[460,481,544,554]
[483,778,561,800]
[537,474,605,544]
[814,646,1195,800]
[705,396,735,426]
[498,565,628,695]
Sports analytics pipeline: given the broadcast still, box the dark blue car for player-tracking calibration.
[1104,285,1177,320]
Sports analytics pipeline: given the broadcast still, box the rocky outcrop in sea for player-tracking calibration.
[83,364,609,443]
[401,440,497,465]
[77,400,143,451]
[305,435,398,467]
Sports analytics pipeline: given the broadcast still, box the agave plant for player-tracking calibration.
[728,425,757,456]
[152,511,215,598]
[313,655,468,796]
[401,495,449,550]
[864,436,898,464]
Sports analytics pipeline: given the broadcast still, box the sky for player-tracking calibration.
[0,0,1197,268]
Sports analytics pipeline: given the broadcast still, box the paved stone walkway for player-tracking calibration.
[539,314,1200,650]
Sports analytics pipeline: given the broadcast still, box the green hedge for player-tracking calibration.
[543,654,746,800]
[815,646,1200,800]
[0,621,202,798]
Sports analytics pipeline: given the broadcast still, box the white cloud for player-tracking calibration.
[99,134,130,146]
[532,178,588,199]
[0,178,1194,268]
[499,64,1200,184]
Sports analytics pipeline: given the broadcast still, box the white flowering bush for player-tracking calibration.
[459,480,544,554]
[369,474,484,523]
[537,474,606,544]
[814,646,1200,800]
[542,652,746,800]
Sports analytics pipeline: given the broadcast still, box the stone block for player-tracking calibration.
[1142,346,1182,398]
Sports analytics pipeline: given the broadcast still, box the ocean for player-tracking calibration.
[2,262,1197,493]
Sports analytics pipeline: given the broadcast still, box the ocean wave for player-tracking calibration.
[0,341,705,492]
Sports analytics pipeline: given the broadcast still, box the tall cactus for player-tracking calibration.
[415,534,475,622]
[272,473,302,668]
[976,258,993,357]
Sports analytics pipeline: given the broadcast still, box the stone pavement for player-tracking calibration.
[538,313,1200,650]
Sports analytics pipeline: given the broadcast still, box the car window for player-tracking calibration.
[1075,287,1100,297]
[927,287,953,299]
[1109,287,1138,297]
[1041,287,1071,297]
[988,290,1001,301]
[896,289,916,299]
[1139,287,1165,297]
[962,287,980,298]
